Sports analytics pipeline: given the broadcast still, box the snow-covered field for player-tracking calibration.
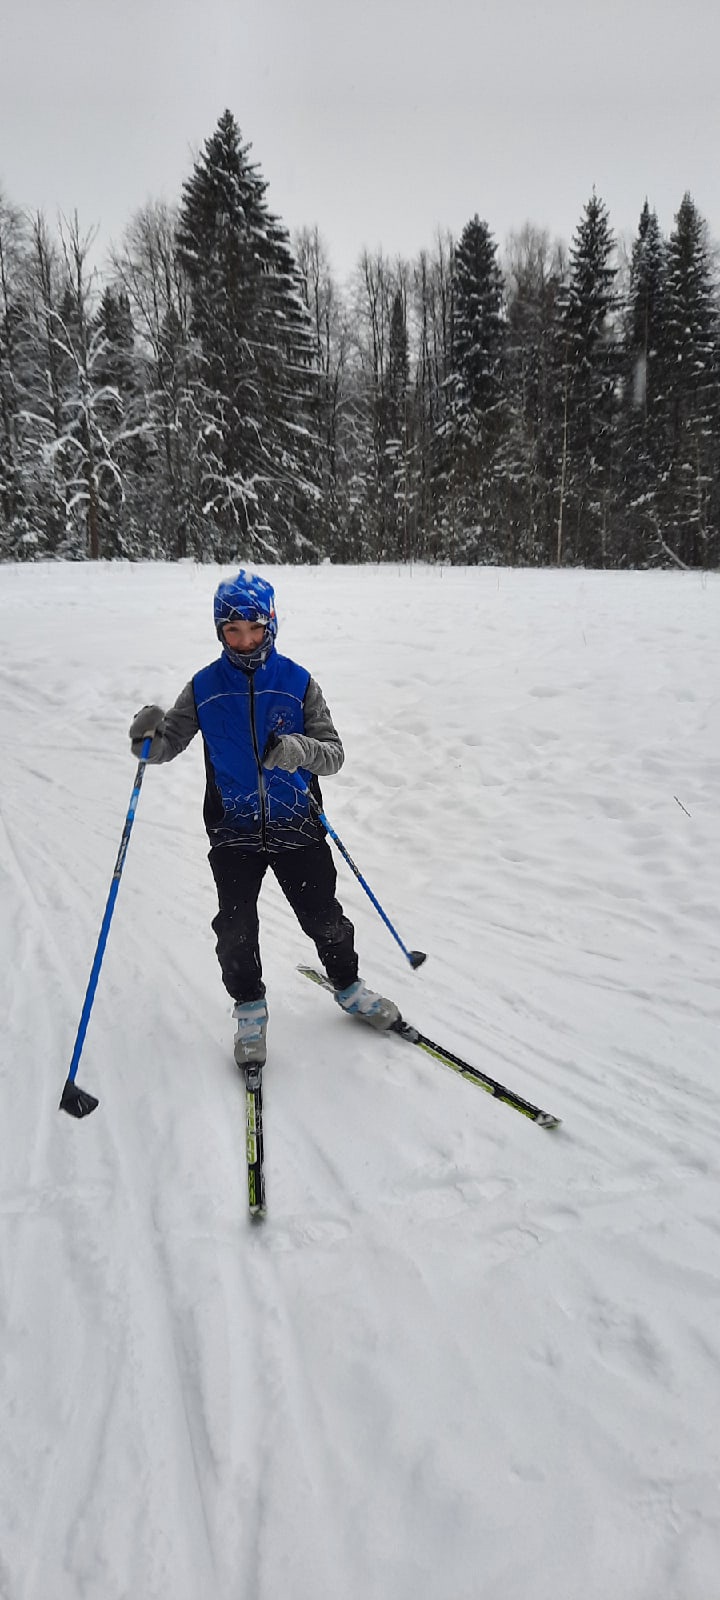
[1,560,719,1600]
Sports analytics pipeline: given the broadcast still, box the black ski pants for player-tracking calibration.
[208,838,359,1003]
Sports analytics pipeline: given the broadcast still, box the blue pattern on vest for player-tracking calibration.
[193,650,318,852]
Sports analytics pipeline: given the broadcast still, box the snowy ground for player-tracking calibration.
[1,560,719,1600]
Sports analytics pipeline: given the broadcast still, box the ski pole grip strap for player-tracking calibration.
[291,770,324,822]
[292,771,321,811]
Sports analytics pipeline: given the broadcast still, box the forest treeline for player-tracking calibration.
[1,109,718,567]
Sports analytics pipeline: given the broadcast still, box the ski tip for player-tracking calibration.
[59,1081,99,1118]
[408,950,427,969]
[537,1113,562,1130]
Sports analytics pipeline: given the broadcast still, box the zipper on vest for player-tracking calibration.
[248,678,268,850]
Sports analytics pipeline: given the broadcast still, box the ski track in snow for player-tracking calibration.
[1,563,719,1599]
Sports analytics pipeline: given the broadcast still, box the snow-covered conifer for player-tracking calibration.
[440,215,507,560]
[557,192,619,564]
[176,110,321,560]
[658,194,719,565]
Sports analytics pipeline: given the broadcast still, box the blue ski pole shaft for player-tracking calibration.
[293,773,426,971]
[60,736,153,1117]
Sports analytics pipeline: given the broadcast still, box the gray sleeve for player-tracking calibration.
[296,677,345,777]
[142,681,200,763]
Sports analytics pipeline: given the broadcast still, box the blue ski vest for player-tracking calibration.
[192,650,321,852]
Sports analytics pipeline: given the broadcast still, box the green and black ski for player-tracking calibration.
[298,965,561,1130]
[245,1064,266,1219]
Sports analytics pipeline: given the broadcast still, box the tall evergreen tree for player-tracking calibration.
[628,201,665,422]
[441,216,506,559]
[452,216,505,414]
[176,109,321,559]
[387,289,409,431]
[657,193,719,565]
[557,192,618,564]
[620,202,667,562]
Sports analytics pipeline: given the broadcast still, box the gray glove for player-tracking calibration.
[263,733,307,773]
[129,703,165,758]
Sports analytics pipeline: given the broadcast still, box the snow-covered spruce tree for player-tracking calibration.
[620,202,667,564]
[628,202,666,428]
[176,110,321,561]
[556,192,619,565]
[656,194,719,566]
[503,225,567,564]
[439,215,507,562]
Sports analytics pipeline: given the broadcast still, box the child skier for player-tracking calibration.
[129,570,399,1068]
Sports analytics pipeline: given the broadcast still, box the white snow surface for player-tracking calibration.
[1,561,719,1600]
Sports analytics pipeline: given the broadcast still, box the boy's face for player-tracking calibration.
[222,618,267,654]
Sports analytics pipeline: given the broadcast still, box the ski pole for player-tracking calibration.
[59,735,153,1118]
[293,771,426,971]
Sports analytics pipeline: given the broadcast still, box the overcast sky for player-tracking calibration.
[2,0,719,280]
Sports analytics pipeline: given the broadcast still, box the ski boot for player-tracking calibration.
[334,978,400,1031]
[233,998,268,1068]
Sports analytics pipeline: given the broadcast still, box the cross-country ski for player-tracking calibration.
[299,965,561,1128]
